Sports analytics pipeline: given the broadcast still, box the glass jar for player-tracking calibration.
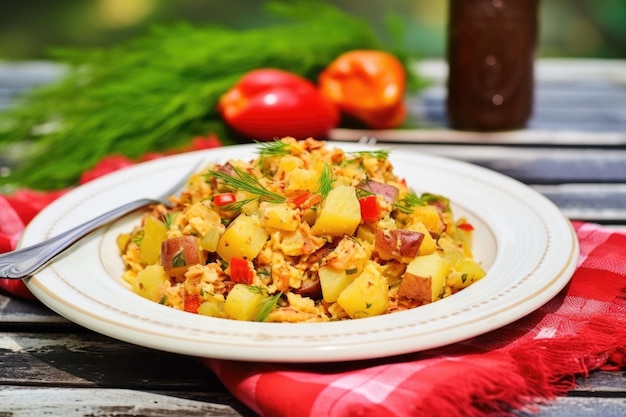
[446,0,539,131]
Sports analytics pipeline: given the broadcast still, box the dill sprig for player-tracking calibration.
[316,163,334,199]
[348,150,391,160]
[0,1,387,191]
[220,197,258,213]
[395,191,450,214]
[256,140,292,158]
[255,291,283,322]
[207,166,285,204]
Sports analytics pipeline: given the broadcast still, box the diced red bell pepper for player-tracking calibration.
[213,192,237,207]
[359,195,381,223]
[218,69,339,141]
[457,222,475,232]
[291,192,312,208]
[183,294,201,313]
[229,256,254,284]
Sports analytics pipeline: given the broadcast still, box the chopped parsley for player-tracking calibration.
[172,249,187,267]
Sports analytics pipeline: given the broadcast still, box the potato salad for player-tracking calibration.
[117,138,486,322]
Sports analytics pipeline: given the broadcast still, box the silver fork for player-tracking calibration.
[0,160,204,280]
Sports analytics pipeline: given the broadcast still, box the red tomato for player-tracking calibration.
[218,69,339,141]
[229,256,254,284]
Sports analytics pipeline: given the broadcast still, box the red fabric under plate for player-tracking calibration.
[204,221,626,417]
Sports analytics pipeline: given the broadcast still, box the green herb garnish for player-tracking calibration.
[207,166,285,204]
[172,249,187,268]
[162,212,175,228]
[348,150,391,160]
[316,163,333,199]
[355,187,375,199]
[255,291,283,322]
[256,140,292,159]
[220,198,258,213]
[395,191,449,214]
[132,230,145,246]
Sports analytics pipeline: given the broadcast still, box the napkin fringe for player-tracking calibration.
[497,313,626,416]
[413,312,626,417]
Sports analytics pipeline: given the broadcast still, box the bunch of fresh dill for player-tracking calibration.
[0,1,409,191]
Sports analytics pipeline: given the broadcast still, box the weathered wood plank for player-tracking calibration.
[0,294,70,327]
[514,397,626,417]
[2,332,625,394]
[0,386,252,417]
[0,332,225,391]
[574,371,626,392]
[394,145,626,184]
[1,386,625,417]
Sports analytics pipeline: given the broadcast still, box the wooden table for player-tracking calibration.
[1,58,625,416]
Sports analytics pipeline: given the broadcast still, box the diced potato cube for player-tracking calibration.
[277,155,304,179]
[132,264,169,301]
[356,224,377,244]
[140,216,169,264]
[374,228,424,262]
[199,227,220,252]
[380,261,406,287]
[217,214,268,262]
[259,202,300,231]
[337,262,388,319]
[399,253,451,302]
[186,202,222,235]
[455,222,475,257]
[224,284,264,321]
[160,236,204,278]
[197,301,227,318]
[407,221,437,255]
[411,205,445,234]
[312,185,361,236]
[447,258,487,290]
[116,233,131,254]
[286,168,318,192]
[319,265,353,303]
[237,191,260,216]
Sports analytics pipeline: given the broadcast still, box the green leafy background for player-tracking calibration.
[0,0,623,191]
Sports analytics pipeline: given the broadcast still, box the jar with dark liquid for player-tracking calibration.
[446,0,539,131]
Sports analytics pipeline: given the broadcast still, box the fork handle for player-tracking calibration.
[0,198,154,280]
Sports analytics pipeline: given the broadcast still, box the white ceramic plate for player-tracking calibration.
[21,142,578,363]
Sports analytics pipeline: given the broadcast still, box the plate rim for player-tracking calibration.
[21,142,579,362]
